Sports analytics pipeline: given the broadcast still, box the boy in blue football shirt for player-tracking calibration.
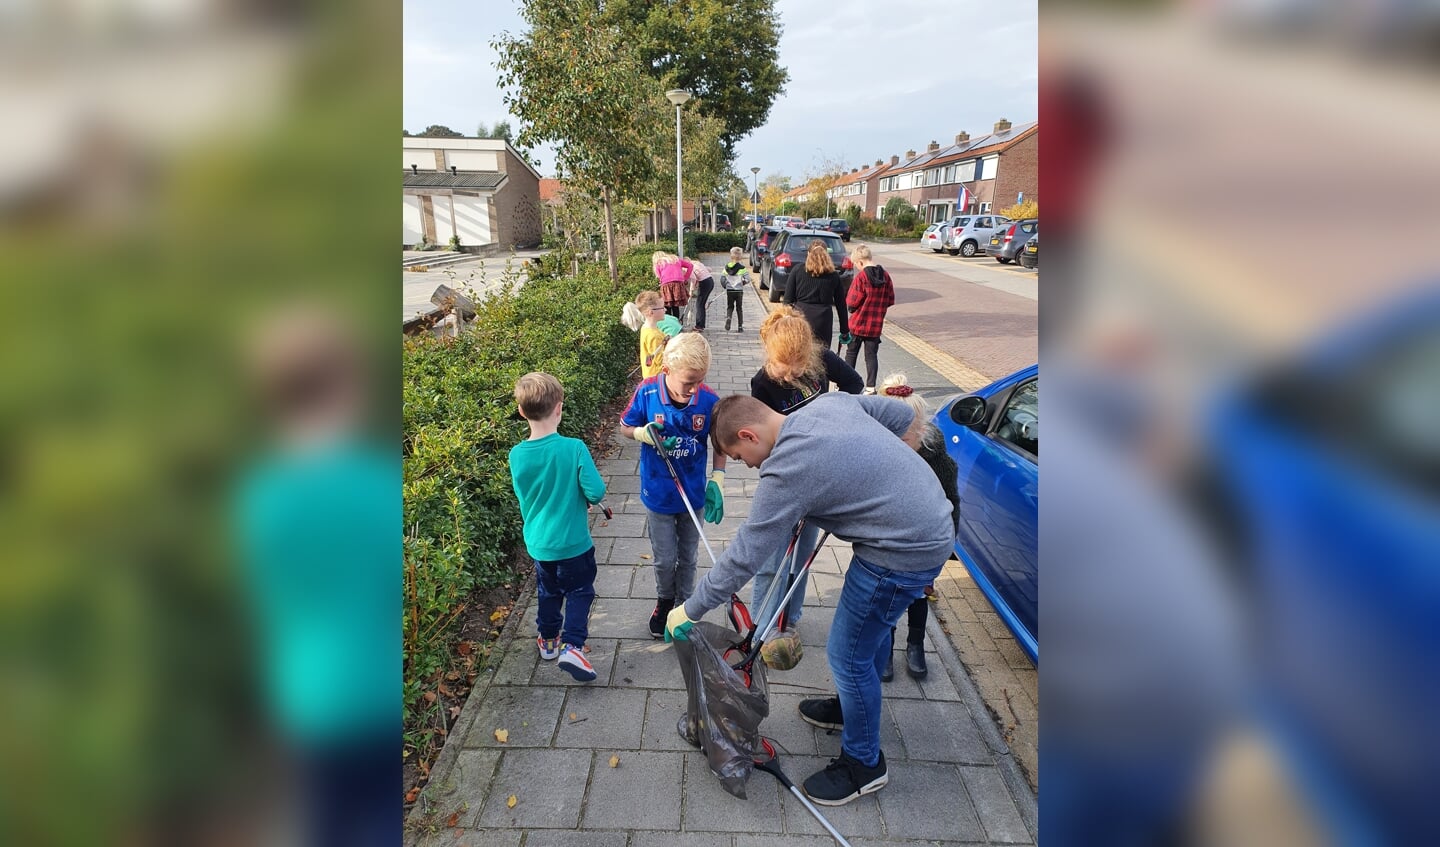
[619,332,727,638]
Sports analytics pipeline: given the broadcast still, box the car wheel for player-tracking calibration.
[946,248,958,256]
[932,248,942,253]
[998,257,1011,264]
[960,240,978,257]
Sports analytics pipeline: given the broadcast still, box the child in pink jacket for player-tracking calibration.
[653,252,694,320]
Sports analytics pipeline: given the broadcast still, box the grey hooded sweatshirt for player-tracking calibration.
[684,392,956,620]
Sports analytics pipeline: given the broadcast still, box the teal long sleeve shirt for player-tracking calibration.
[509,433,607,561]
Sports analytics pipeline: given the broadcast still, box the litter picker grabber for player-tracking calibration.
[724,521,805,674]
[723,529,831,687]
[649,432,720,567]
[755,737,852,846]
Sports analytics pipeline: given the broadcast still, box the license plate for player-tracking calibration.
[1026,245,1037,253]
[990,237,1000,245]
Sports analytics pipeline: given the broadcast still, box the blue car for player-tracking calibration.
[933,364,1039,663]
[1204,290,1440,843]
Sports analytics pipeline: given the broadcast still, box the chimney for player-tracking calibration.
[926,140,939,153]
[450,165,458,176]
[994,118,1012,133]
[410,164,418,174]
[890,155,900,166]
[954,131,970,145]
[875,159,883,166]
[905,149,916,160]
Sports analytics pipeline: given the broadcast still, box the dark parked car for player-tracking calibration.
[749,225,783,273]
[827,218,851,241]
[933,365,1039,662]
[1018,233,1038,269]
[985,219,1038,263]
[759,229,853,303]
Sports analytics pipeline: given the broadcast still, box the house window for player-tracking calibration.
[944,165,955,183]
[957,161,975,183]
[981,156,999,180]
[979,202,991,213]
[925,169,937,186]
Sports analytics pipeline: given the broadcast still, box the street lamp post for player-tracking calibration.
[749,166,760,233]
[665,89,692,261]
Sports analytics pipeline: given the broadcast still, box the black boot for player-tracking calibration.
[905,642,928,679]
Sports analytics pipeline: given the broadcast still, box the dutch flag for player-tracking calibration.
[956,183,972,214]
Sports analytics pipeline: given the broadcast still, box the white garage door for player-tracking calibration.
[453,196,492,246]
[403,195,423,246]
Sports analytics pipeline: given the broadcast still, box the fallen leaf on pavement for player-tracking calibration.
[506,795,517,809]
[457,641,472,656]
[609,754,620,768]
[422,691,437,704]
[640,554,652,560]
[405,788,420,803]
[446,811,459,827]
[494,728,509,743]
[569,713,577,720]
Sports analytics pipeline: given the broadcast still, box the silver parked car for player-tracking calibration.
[984,219,1038,264]
[948,214,1012,257]
[921,222,947,253]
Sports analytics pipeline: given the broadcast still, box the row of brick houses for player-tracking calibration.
[823,118,1037,223]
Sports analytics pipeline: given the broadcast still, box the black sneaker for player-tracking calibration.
[880,650,894,682]
[649,598,674,640]
[905,642,928,679]
[803,750,888,806]
[798,696,844,731]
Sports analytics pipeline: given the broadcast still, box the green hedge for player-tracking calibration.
[402,248,650,751]
[654,231,748,256]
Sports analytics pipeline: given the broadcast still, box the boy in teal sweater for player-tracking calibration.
[509,372,607,681]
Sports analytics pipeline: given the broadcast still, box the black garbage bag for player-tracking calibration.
[673,620,770,798]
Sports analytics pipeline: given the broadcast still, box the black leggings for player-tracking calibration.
[693,278,714,329]
[725,290,744,326]
[892,596,929,646]
[844,336,881,388]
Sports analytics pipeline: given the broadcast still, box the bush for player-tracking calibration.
[402,254,649,753]
[693,231,747,253]
[998,198,1038,220]
[447,234,461,252]
[881,197,919,231]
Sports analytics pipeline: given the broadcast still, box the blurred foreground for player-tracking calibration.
[0,2,398,845]
[1043,4,1440,845]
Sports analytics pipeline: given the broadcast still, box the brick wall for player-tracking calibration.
[993,131,1038,215]
[494,150,541,248]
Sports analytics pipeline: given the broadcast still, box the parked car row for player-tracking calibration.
[920,216,1038,269]
[803,218,852,241]
[751,226,855,303]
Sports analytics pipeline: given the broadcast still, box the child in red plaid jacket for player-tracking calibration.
[843,244,896,393]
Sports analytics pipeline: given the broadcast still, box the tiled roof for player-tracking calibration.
[538,178,563,202]
[892,121,1039,173]
[403,171,506,189]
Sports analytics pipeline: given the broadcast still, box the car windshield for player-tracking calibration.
[830,220,846,226]
[785,235,844,257]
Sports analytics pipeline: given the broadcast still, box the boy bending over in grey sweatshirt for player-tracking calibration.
[664,392,954,806]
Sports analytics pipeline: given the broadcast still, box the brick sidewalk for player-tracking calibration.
[408,260,1037,846]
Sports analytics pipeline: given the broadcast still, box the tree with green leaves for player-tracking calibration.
[495,0,669,285]
[418,124,464,137]
[602,0,788,158]
[477,120,514,143]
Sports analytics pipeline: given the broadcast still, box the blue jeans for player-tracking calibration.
[829,553,944,766]
[646,509,699,601]
[535,546,597,648]
[750,521,819,632]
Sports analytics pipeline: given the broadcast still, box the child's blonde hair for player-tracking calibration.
[635,290,663,310]
[514,371,564,420]
[759,306,823,385]
[729,246,744,259]
[879,372,938,448]
[852,244,873,267]
[663,330,711,372]
[652,251,678,274]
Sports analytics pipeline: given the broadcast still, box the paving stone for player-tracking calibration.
[476,748,592,829]
[580,750,684,830]
[806,571,845,608]
[735,836,837,847]
[875,762,983,841]
[587,597,660,639]
[521,831,629,847]
[629,831,733,847]
[812,700,908,761]
[463,686,564,748]
[603,473,642,495]
[888,698,991,764]
[555,686,647,749]
[592,565,635,598]
[681,750,784,833]
[417,749,501,828]
[961,766,1033,844]
[412,827,521,847]
[756,693,819,757]
[612,638,687,689]
[489,630,540,685]
[762,645,836,697]
[591,512,648,538]
[640,688,702,752]
[773,754,886,840]
[605,536,655,568]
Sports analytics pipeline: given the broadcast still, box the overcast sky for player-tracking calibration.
[404,0,1037,185]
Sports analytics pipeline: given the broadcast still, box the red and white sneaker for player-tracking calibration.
[536,635,560,661]
[557,644,597,682]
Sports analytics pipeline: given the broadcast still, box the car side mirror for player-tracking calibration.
[950,396,987,428]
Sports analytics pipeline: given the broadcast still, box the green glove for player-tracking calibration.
[633,422,680,452]
[839,332,854,346]
[657,315,682,337]
[665,604,696,643]
[704,470,725,523]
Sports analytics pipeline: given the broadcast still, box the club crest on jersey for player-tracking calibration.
[691,414,705,431]
[653,414,665,428]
